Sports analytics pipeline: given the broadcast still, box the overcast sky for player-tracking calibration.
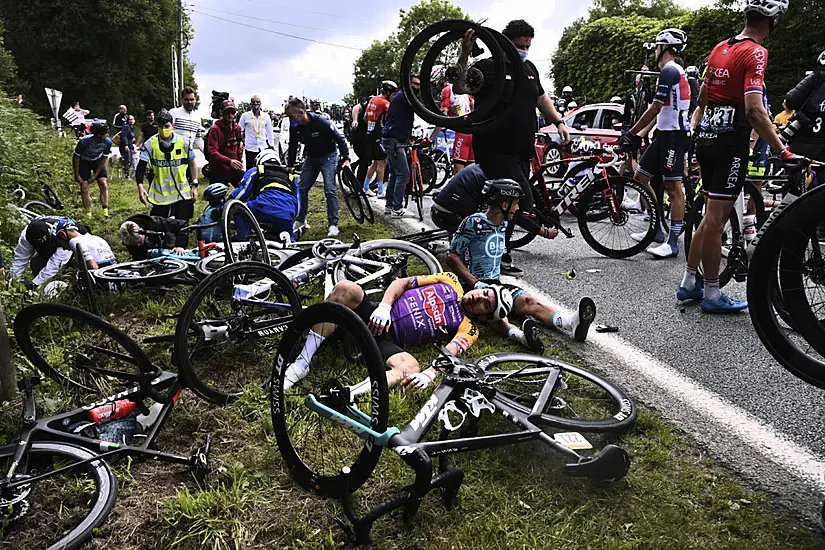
[188,0,717,110]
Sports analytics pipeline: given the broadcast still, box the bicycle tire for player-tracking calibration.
[578,177,658,258]
[418,151,437,193]
[195,248,293,278]
[411,163,424,221]
[478,352,637,432]
[42,183,63,209]
[22,200,55,216]
[339,165,365,224]
[427,148,451,193]
[507,211,542,249]
[222,199,271,265]
[92,258,188,283]
[748,186,825,389]
[0,441,118,550]
[174,261,302,405]
[332,239,442,295]
[271,302,387,498]
[74,252,99,316]
[13,303,158,395]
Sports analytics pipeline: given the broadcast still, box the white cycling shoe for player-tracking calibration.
[648,243,679,258]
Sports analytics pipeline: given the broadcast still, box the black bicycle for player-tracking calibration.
[270,302,636,543]
[8,303,211,549]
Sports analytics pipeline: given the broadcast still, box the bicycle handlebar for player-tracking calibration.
[595,150,622,169]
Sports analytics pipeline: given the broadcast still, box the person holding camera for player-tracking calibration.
[784,50,825,176]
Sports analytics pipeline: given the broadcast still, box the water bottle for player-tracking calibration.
[88,399,136,425]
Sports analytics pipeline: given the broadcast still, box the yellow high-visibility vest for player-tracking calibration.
[146,135,191,205]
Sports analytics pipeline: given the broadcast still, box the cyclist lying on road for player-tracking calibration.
[445,179,597,350]
[283,272,513,393]
[118,214,190,260]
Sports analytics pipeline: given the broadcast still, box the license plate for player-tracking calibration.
[553,432,592,450]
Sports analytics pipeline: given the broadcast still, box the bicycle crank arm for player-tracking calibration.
[304,394,400,445]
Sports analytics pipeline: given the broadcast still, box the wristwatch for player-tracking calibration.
[553,120,565,128]
[191,180,199,187]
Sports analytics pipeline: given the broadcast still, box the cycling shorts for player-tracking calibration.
[78,159,108,181]
[637,130,689,181]
[696,136,749,201]
[452,133,474,163]
[353,293,404,363]
[430,205,464,236]
[368,135,387,161]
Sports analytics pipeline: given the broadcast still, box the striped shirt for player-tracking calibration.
[169,106,205,151]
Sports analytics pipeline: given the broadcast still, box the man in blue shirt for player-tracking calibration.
[287,98,350,237]
[72,120,112,218]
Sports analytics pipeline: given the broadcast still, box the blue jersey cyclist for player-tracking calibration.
[446,179,597,352]
[283,272,514,393]
[620,28,691,258]
[72,120,112,218]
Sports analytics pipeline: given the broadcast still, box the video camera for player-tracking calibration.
[210,90,230,119]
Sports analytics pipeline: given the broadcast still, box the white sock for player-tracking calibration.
[552,310,576,332]
[507,326,527,346]
[704,278,721,302]
[294,330,325,371]
[681,266,697,290]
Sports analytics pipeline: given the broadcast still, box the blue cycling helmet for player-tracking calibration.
[51,218,79,241]
[203,182,229,202]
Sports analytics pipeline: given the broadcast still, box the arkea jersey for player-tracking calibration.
[365,95,390,135]
[449,213,507,281]
[653,60,690,131]
[390,272,478,353]
[699,36,768,134]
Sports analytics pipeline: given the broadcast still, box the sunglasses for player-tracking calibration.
[251,102,261,106]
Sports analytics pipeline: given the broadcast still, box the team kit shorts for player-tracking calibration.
[452,132,474,163]
[353,293,404,363]
[695,133,750,201]
[369,136,387,161]
[637,130,689,181]
[78,159,108,180]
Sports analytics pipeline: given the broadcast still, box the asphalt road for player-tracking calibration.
[367,181,825,528]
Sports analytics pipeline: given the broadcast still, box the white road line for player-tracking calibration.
[376,202,825,491]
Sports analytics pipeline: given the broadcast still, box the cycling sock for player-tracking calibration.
[349,378,371,398]
[681,265,697,290]
[507,326,527,346]
[363,177,371,191]
[552,310,575,332]
[377,180,385,195]
[704,278,721,301]
[668,221,683,248]
[294,330,325,371]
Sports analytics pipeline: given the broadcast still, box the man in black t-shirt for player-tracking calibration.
[457,20,570,275]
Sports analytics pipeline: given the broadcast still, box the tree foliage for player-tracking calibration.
[588,0,687,20]
[0,0,196,121]
[0,21,16,93]
[349,0,468,103]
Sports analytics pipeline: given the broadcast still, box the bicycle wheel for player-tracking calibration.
[578,176,659,258]
[13,303,158,399]
[427,149,451,192]
[339,165,365,224]
[271,302,387,498]
[174,261,302,405]
[222,199,271,265]
[333,239,441,297]
[195,248,293,278]
[21,200,55,217]
[42,183,63,209]
[92,258,188,283]
[74,253,100,316]
[507,208,546,250]
[411,163,424,221]
[477,352,637,432]
[0,442,118,550]
[418,151,437,193]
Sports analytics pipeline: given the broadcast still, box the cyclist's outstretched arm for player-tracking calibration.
[378,277,412,307]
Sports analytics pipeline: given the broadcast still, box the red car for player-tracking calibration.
[538,103,625,177]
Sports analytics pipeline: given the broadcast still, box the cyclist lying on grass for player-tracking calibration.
[446,179,596,351]
[52,218,117,271]
[118,214,190,260]
[283,272,513,393]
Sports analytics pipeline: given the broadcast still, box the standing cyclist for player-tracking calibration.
[620,28,691,258]
[72,120,112,218]
[364,81,397,196]
[678,0,796,312]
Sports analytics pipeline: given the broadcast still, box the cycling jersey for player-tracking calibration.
[440,84,471,116]
[653,60,690,131]
[69,234,117,267]
[699,36,767,136]
[449,213,507,281]
[365,96,390,135]
[433,163,486,217]
[74,135,113,162]
[786,71,825,144]
[390,272,478,353]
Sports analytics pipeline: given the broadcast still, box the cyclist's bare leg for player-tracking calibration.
[79,179,92,211]
[97,177,109,209]
[452,160,467,176]
[697,198,735,279]
[513,293,556,325]
[664,179,684,223]
[632,170,658,214]
[386,353,420,387]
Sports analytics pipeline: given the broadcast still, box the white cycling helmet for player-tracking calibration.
[567,101,578,109]
[744,0,789,16]
[655,28,688,52]
[610,96,622,103]
[256,148,281,167]
[818,50,825,66]
[489,285,514,321]
[685,65,700,78]
[562,85,573,94]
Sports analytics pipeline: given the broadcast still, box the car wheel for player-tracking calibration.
[543,143,564,178]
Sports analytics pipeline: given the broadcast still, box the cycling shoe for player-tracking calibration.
[700,294,748,313]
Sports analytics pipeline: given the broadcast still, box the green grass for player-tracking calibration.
[3,171,824,549]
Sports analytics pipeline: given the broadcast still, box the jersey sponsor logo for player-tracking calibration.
[819,99,825,112]
[752,47,766,77]
[485,233,506,258]
[726,157,742,189]
[708,67,731,79]
[422,286,447,327]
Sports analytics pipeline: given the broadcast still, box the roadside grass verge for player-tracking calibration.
[3,172,823,548]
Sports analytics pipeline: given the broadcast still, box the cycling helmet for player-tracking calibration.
[380,80,399,94]
[51,218,78,241]
[489,285,514,321]
[610,96,622,103]
[156,108,173,126]
[654,28,687,53]
[482,179,524,203]
[818,50,825,66]
[685,65,700,78]
[562,86,573,94]
[255,149,281,167]
[744,0,788,16]
[90,120,108,136]
[203,182,229,202]
[567,101,578,109]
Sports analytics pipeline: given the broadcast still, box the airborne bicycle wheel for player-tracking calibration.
[427,148,451,193]
[222,199,271,265]
[0,442,118,550]
[339,165,365,224]
[333,239,442,297]
[478,352,637,432]
[271,302,387,498]
[13,303,158,400]
[174,261,302,405]
[578,176,659,258]
[411,163,424,221]
[92,258,188,284]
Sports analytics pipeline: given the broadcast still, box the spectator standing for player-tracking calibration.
[72,120,112,218]
[287,98,350,237]
[69,102,90,138]
[239,95,274,170]
[169,86,205,184]
[112,105,128,129]
[137,110,158,149]
[204,100,245,186]
[135,108,198,222]
[120,115,137,179]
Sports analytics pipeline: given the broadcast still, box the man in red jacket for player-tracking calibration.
[205,100,245,186]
